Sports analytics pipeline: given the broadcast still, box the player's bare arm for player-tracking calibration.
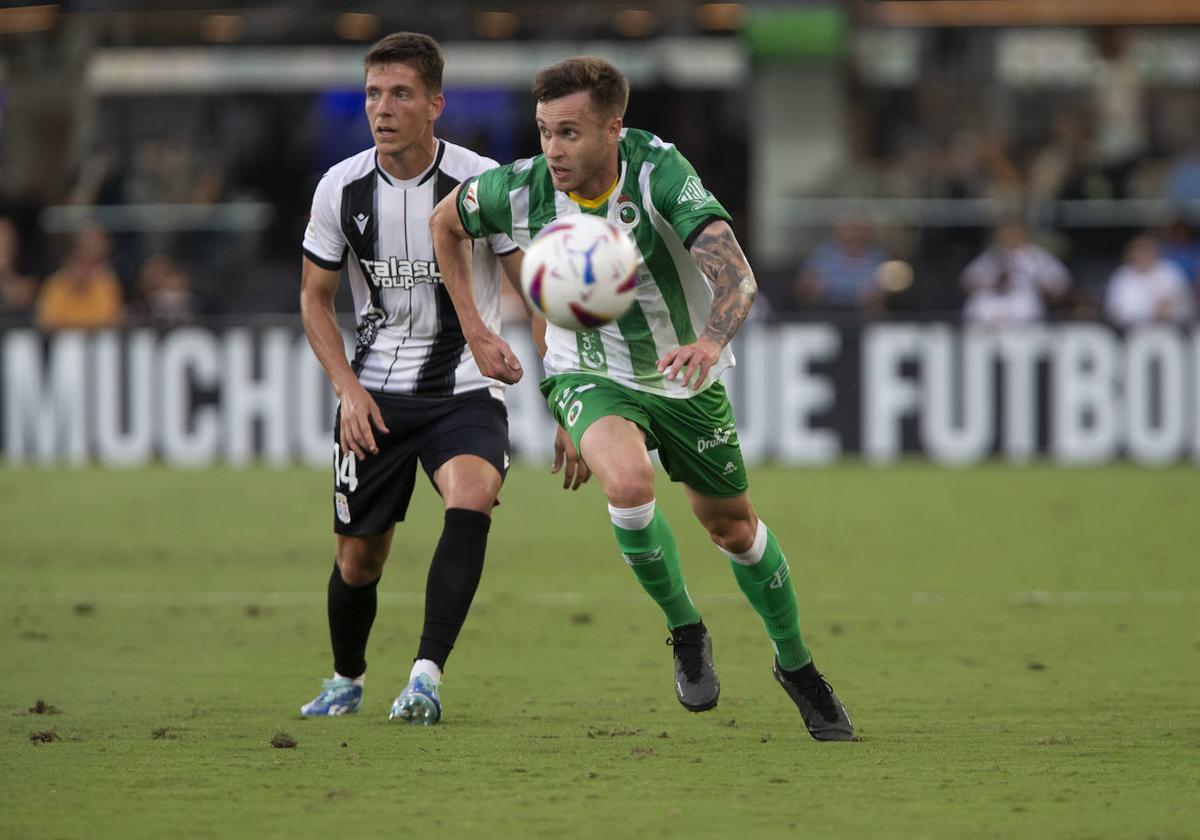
[498,249,550,358]
[300,256,389,458]
[430,186,523,384]
[496,248,588,489]
[657,220,757,389]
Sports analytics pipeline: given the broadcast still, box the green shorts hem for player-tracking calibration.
[539,373,749,498]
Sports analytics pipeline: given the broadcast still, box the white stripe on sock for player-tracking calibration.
[721,519,768,566]
[608,499,656,531]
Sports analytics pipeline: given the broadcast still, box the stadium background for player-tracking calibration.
[3,3,1199,839]
[4,0,1200,466]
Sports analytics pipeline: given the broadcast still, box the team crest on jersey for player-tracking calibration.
[615,197,640,231]
[462,180,480,215]
[676,175,713,207]
[335,492,351,524]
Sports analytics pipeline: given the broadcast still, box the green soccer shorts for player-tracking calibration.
[540,373,749,498]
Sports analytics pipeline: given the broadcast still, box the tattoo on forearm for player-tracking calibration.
[690,222,757,346]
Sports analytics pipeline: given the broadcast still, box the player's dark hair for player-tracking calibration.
[532,56,629,119]
[364,32,444,94]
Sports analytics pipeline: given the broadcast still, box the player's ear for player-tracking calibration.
[428,92,446,122]
[607,115,623,142]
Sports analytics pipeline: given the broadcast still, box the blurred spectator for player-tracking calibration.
[133,254,198,327]
[1159,218,1200,286]
[1090,28,1147,199]
[1104,235,1193,327]
[1028,113,1091,202]
[0,217,38,319]
[961,220,1071,326]
[35,225,125,332]
[929,130,1022,203]
[794,215,887,312]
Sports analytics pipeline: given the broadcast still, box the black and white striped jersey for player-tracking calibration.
[302,140,517,399]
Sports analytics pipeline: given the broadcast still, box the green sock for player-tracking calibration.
[613,508,702,629]
[728,526,812,670]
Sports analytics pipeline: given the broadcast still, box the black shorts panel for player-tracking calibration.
[332,388,509,536]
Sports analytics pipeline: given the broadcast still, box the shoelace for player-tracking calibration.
[799,677,839,721]
[666,636,706,683]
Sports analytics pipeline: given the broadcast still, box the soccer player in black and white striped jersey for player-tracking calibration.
[298,33,525,724]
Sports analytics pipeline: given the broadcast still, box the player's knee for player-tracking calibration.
[602,467,655,508]
[336,541,386,586]
[706,517,756,555]
[441,474,501,513]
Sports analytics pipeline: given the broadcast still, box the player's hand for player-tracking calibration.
[657,337,722,390]
[550,426,590,490]
[467,330,524,385]
[338,382,389,459]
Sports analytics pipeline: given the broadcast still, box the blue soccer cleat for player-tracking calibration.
[300,676,362,717]
[388,674,441,725]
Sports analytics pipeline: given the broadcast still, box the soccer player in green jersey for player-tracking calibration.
[430,57,854,740]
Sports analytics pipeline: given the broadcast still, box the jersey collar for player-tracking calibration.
[568,171,620,209]
[375,140,445,189]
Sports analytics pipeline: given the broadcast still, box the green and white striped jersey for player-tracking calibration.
[457,128,735,398]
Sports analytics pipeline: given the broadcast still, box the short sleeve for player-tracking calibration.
[489,232,519,256]
[302,172,346,270]
[649,145,732,246]
[458,167,515,240]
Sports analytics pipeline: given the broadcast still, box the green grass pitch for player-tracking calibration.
[3,464,1198,838]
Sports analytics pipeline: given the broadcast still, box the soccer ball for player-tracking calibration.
[520,214,640,331]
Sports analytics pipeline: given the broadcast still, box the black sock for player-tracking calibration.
[416,508,491,670]
[327,561,379,680]
[780,660,820,687]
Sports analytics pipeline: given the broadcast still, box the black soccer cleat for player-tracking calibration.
[773,660,856,741]
[667,622,720,712]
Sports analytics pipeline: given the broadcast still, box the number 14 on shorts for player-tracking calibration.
[333,443,359,492]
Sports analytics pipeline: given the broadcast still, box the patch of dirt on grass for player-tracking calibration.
[629,746,658,758]
[1026,661,1047,671]
[270,731,297,749]
[244,605,263,618]
[29,700,59,715]
[29,730,60,744]
[151,726,182,740]
[1035,735,1074,746]
[18,631,49,642]
[587,727,643,738]
[569,612,592,625]
[73,602,95,616]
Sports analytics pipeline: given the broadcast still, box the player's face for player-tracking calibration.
[364,62,444,156]
[536,90,621,197]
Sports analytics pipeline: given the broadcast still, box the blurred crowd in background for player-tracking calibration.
[2,2,1200,331]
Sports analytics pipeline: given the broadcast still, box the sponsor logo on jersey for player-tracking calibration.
[723,461,738,475]
[462,180,480,215]
[335,492,351,524]
[353,212,370,234]
[354,310,383,354]
[697,423,736,453]
[615,197,640,231]
[677,175,714,208]
[360,257,443,290]
[579,331,606,370]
